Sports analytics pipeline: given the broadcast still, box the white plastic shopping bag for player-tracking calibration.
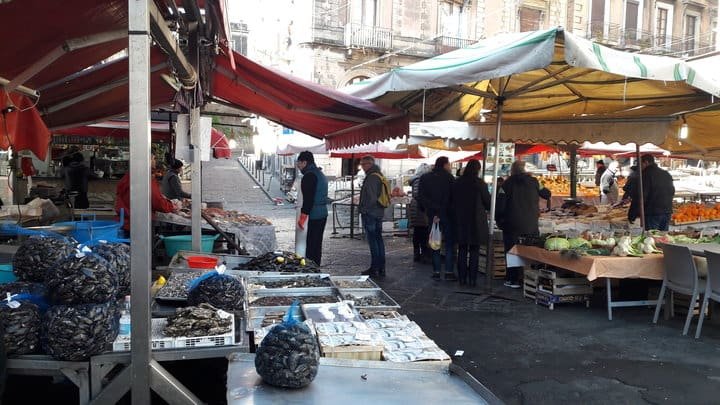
[429,222,442,250]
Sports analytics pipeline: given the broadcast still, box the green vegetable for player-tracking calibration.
[568,238,592,249]
[544,237,570,251]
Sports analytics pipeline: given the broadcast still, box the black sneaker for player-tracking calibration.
[361,268,377,276]
[431,273,441,280]
[444,273,458,281]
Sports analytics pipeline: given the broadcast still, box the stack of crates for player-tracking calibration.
[523,268,538,300]
[535,268,593,310]
[479,233,506,279]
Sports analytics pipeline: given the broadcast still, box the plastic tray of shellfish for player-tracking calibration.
[301,302,364,323]
[112,318,176,351]
[173,313,236,349]
[244,274,335,295]
[154,269,213,303]
[329,275,380,289]
[338,289,400,311]
[246,289,342,310]
[169,250,254,270]
[246,305,304,332]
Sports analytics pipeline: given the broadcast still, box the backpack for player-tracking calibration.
[372,172,391,208]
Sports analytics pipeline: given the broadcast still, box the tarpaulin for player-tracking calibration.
[211,50,409,149]
[0,90,51,160]
[211,128,231,159]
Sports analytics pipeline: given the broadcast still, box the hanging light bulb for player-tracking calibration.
[679,117,689,140]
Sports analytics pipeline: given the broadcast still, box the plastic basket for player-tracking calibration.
[160,234,219,259]
[0,264,16,284]
[174,314,235,348]
[53,212,123,243]
[186,255,219,269]
[112,318,175,351]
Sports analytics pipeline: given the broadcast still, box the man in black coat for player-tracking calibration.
[419,156,457,281]
[641,154,674,230]
[497,160,551,288]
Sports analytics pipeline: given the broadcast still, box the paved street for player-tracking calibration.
[210,157,720,404]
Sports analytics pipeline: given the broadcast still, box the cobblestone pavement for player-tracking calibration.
[199,157,720,404]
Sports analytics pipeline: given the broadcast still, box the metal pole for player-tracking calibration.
[636,144,646,230]
[128,0,152,402]
[190,108,201,250]
[487,97,505,291]
[350,154,355,238]
[569,145,578,199]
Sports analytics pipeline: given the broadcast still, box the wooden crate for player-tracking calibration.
[321,344,383,361]
[479,244,506,279]
[537,269,593,296]
[523,269,538,300]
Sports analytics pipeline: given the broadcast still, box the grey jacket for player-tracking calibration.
[359,164,386,218]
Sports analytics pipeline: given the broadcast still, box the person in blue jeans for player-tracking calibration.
[419,156,457,281]
[358,156,387,277]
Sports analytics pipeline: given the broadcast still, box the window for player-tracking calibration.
[520,7,543,32]
[655,3,673,48]
[590,0,606,37]
[684,14,698,52]
[625,0,639,34]
[440,1,461,36]
[362,0,378,26]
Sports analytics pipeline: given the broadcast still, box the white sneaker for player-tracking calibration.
[504,281,521,289]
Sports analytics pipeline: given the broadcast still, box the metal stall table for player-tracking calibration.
[507,245,665,320]
[226,353,498,404]
[7,355,90,405]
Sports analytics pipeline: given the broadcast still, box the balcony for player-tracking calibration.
[435,36,476,54]
[344,23,392,50]
[585,23,716,58]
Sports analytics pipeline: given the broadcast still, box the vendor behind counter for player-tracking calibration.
[115,154,177,231]
[62,153,90,209]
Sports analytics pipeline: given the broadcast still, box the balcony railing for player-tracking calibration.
[435,36,476,54]
[585,22,716,58]
[344,23,392,50]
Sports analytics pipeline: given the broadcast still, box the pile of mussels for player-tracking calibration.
[45,252,118,304]
[241,251,320,273]
[0,300,41,355]
[92,242,130,296]
[163,303,232,337]
[255,321,320,388]
[13,236,75,282]
[43,301,119,361]
[187,273,244,311]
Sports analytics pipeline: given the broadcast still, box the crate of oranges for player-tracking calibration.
[671,203,720,224]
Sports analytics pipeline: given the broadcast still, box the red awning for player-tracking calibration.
[54,121,172,143]
[211,51,409,149]
[211,128,231,159]
[514,144,557,156]
[455,152,485,163]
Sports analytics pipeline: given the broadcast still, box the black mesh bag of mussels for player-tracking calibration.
[187,269,244,311]
[91,241,130,297]
[42,301,119,361]
[255,301,320,388]
[0,293,46,355]
[13,235,76,282]
[45,249,118,305]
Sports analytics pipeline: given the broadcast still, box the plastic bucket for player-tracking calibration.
[160,234,220,259]
[52,220,122,243]
[0,264,16,284]
[186,256,219,269]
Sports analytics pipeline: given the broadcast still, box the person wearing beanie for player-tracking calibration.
[296,151,329,265]
[161,159,191,200]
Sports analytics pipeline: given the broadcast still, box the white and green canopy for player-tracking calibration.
[343,28,720,157]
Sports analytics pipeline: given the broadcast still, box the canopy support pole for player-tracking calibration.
[569,145,578,199]
[190,107,202,250]
[350,153,356,239]
[128,1,153,402]
[636,144,646,231]
[487,97,505,292]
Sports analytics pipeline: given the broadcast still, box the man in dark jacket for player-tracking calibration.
[622,165,640,223]
[296,151,328,265]
[419,156,457,281]
[63,152,90,209]
[452,160,491,286]
[161,159,191,200]
[497,160,551,288]
[641,154,674,230]
[358,155,386,277]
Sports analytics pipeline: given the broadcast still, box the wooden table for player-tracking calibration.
[507,245,665,320]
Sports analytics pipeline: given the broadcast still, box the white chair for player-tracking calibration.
[695,251,720,338]
[653,244,706,336]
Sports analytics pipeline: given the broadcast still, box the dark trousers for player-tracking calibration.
[645,214,670,231]
[458,244,479,284]
[306,217,327,266]
[362,214,386,271]
[412,226,429,256]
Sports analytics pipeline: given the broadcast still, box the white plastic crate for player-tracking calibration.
[174,313,235,348]
[112,318,175,351]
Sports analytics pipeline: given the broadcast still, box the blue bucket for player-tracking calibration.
[160,234,220,259]
[52,211,123,243]
[0,264,16,284]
